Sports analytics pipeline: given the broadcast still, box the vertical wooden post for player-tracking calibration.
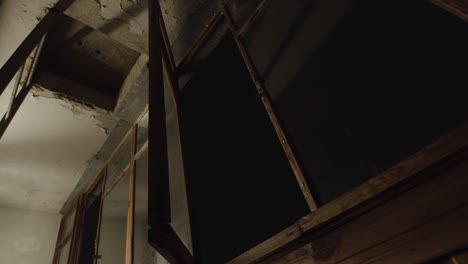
[126,125,137,264]
[148,0,171,229]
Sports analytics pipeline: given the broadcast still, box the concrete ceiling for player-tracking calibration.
[35,15,140,111]
[0,0,230,213]
[0,0,117,212]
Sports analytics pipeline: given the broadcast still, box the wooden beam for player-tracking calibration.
[159,12,176,75]
[229,123,468,263]
[236,0,272,36]
[268,150,468,263]
[176,11,224,71]
[222,4,318,212]
[126,125,137,264]
[148,0,171,228]
[0,10,60,97]
[431,0,468,21]
[0,83,33,139]
[68,195,85,264]
[148,225,195,264]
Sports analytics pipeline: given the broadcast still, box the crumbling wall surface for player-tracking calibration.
[0,0,58,68]
[0,0,113,212]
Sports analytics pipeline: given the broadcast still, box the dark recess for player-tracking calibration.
[269,0,468,204]
[78,195,101,264]
[180,33,309,264]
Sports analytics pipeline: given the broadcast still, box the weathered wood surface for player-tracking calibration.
[268,150,468,263]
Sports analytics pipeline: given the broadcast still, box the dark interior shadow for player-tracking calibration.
[259,0,319,81]
[180,33,309,264]
[273,0,468,204]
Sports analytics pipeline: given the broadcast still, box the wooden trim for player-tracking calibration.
[53,233,72,264]
[126,125,137,264]
[148,225,195,264]
[267,152,468,263]
[0,83,32,139]
[69,195,86,264]
[431,0,468,21]
[0,10,59,97]
[160,12,176,74]
[163,43,181,108]
[135,105,149,125]
[135,140,148,160]
[148,0,171,227]
[236,0,272,36]
[92,167,107,264]
[222,4,318,211]
[162,33,194,253]
[106,128,133,166]
[5,64,25,119]
[62,193,80,220]
[103,163,130,198]
[229,123,468,263]
[84,106,148,195]
[56,233,72,249]
[54,194,81,258]
[176,11,224,70]
[84,166,106,195]
[0,35,45,140]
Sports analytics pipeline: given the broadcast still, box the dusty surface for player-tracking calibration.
[30,86,117,134]
[0,0,113,212]
[0,88,110,211]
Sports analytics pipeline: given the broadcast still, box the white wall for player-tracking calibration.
[0,207,60,264]
[0,0,111,212]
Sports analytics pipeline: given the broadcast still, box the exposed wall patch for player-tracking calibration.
[98,0,145,35]
[30,86,117,135]
[13,236,42,253]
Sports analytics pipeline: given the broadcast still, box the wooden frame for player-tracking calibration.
[222,3,317,211]
[147,0,195,262]
[0,35,45,139]
[56,106,148,264]
[54,0,468,263]
[166,0,468,262]
[228,124,468,263]
[0,0,77,139]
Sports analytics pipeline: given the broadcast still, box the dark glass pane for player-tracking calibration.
[180,33,309,264]
[243,0,468,204]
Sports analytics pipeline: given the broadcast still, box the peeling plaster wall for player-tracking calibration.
[0,0,114,212]
[65,0,149,54]
[0,207,60,264]
[0,89,110,211]
[0,0,58,69]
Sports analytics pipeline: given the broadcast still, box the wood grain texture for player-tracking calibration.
[431,0,468,21]
[267,149,468,264]
[230,124,468,263]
